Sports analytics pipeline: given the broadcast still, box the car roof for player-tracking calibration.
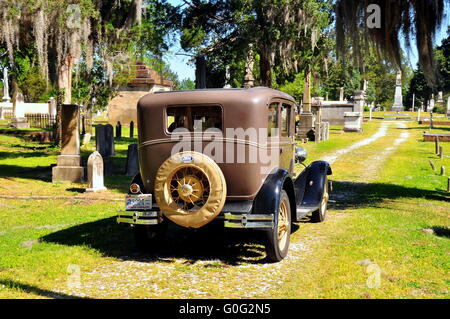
[152,86,296,104]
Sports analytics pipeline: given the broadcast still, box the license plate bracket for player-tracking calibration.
[125,194,152,211]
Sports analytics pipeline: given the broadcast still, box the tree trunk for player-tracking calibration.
[58,55,74,104]
[260,47,272,88]
[55,55,75,145]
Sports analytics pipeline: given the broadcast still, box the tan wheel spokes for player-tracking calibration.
[278,200,289,251]
[169,166,210,210]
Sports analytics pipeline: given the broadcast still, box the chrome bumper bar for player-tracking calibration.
[224,213,274,229]
[117,210,160,225]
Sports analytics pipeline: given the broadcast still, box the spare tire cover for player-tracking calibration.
[154,151,227,228]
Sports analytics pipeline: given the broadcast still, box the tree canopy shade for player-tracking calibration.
[0,0,179,104]
[335,0,447,88]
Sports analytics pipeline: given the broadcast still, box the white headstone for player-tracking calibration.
[86,151,107,192]
[447,96,450,117]
[2,68,10,102]
[437,91,443,103]
[48,97,57,116]
[339,87,344,102]
[14,92,25,118]
[82,133,92,146]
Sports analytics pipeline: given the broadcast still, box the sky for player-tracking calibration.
[165,0,450,81]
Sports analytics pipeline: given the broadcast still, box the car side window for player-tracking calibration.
[268,102,279,137]
[281,103,292,137]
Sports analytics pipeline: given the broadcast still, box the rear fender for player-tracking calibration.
[294,161,332,217]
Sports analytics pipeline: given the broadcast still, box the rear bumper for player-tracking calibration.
[223,213,274,229]
[117,210,160,225]
[117,201,275,229]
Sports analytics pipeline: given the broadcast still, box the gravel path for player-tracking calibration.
[54,121,412,299]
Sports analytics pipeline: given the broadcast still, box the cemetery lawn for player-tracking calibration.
[0,120,449,298]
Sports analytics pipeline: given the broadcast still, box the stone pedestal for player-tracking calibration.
[297,112,315,140]
[343,112,363,132]
[10,117,30,129]
[52,104,85,183]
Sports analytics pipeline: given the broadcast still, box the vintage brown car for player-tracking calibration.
[117,87,332,262]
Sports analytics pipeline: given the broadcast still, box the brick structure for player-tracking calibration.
[107,62,173,125]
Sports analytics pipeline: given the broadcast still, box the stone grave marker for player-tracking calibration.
[105,124,115,156]
[116,121,122,139]
[95,124,107,156]
[130,121,134,138]
[82,133,92,146]
[52,104,85,182]
[86,151,107,192]
[125,144,139,176]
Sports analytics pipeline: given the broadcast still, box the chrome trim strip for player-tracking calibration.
[139,137,283,150]
[223,213,274,229]
[116,217,158,225]
[121,211,158,218]
[224,221,274,229]
[224,213,274,221]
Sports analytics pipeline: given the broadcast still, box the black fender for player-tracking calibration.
[294,161,332,216]
[252,169,296,220]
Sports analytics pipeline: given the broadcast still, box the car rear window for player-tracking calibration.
[166,105,223,133]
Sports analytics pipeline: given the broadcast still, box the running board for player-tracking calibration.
[296,205,319,219]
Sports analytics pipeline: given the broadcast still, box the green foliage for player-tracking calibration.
[177,78,195,90]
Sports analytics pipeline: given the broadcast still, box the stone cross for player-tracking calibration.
[86,151,107,192]
[125,144,139,176]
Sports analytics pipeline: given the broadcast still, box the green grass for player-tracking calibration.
[0,120,448,298]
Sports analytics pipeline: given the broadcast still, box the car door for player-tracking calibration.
[280,101,295,174]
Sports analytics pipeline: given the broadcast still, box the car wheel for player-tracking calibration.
[312,177,329,223]
[265,190,291,262]
[133,221,167,251]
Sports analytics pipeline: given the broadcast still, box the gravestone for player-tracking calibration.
[95,124,114,176]
[95,124,107,156]
[86,151,107,192]
[343,112,363,132]
[130,121,134,138]
[10,92,30,129]
[391,70,404,112]
[2,67,11,102]
[437,91,443,103]
[82,133,92,146]
[125,144,139,176]
[52,104,85,182]
[105,124,115,156]
[116,121,122,139]
[447,96,450,118]
[339,87,344,102]
[48,97,57,117]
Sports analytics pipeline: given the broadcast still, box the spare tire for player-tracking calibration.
[154,151,227,228]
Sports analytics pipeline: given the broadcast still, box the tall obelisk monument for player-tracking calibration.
[392,70,404,112]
